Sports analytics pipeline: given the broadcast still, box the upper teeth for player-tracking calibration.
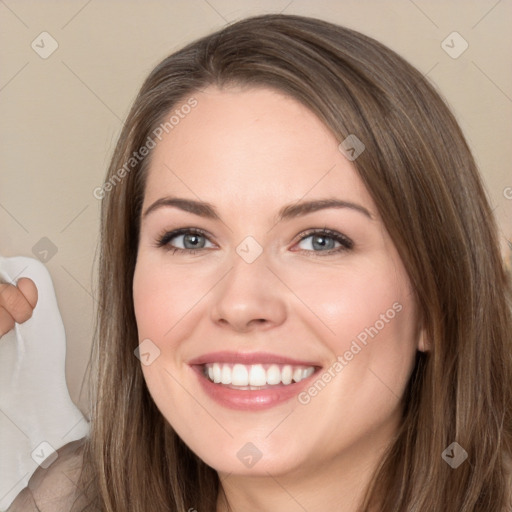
[204,363,315,387]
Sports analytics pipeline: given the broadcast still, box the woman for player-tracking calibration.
[4,13,512,512]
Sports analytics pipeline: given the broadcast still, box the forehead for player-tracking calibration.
[143,85,375,216]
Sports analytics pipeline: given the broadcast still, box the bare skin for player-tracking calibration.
[0,278,38,337]
[133,86,427,511]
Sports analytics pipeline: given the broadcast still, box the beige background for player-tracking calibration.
[1,0,511,414]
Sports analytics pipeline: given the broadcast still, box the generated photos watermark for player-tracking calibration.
[298,301,403,405]
[93,97,198,200]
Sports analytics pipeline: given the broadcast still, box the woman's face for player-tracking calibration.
[133,86,424,478]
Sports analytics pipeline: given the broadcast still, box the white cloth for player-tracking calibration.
[0,256,89,511]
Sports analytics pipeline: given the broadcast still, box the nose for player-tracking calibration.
[209,251,287,333]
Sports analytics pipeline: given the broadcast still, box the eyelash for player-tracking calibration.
[154,227,354,257]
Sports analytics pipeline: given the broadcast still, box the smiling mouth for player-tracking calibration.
[201,362,316,389]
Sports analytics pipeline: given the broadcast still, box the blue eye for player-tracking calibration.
[295,229,353,254]
[156,228,214,254]
[155,227,353,256]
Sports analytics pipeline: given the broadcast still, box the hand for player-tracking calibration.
[0,278,38,338]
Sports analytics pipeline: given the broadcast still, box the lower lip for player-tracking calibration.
[192,366,317,411]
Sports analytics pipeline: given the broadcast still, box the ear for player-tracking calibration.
[417,324,430,352]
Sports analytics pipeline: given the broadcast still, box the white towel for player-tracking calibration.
[0,256,89,511]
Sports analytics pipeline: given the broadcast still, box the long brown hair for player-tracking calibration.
[76,14,512,511]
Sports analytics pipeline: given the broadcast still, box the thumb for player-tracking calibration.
[17,278,38,309]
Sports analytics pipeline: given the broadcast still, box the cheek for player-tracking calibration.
[286,257,419,398]
[132,258,200,418]
[285,258,412,348]
[132,256,214,340]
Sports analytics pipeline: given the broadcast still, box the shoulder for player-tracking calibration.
[8,439,86,512]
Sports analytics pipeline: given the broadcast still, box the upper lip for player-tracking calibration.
[188,351,321,367]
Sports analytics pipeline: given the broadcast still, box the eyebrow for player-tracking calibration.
[142,196,373,222]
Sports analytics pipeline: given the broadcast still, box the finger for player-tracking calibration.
[0,304,15,338]
[17,277,38,309]
[0,283,34,324]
